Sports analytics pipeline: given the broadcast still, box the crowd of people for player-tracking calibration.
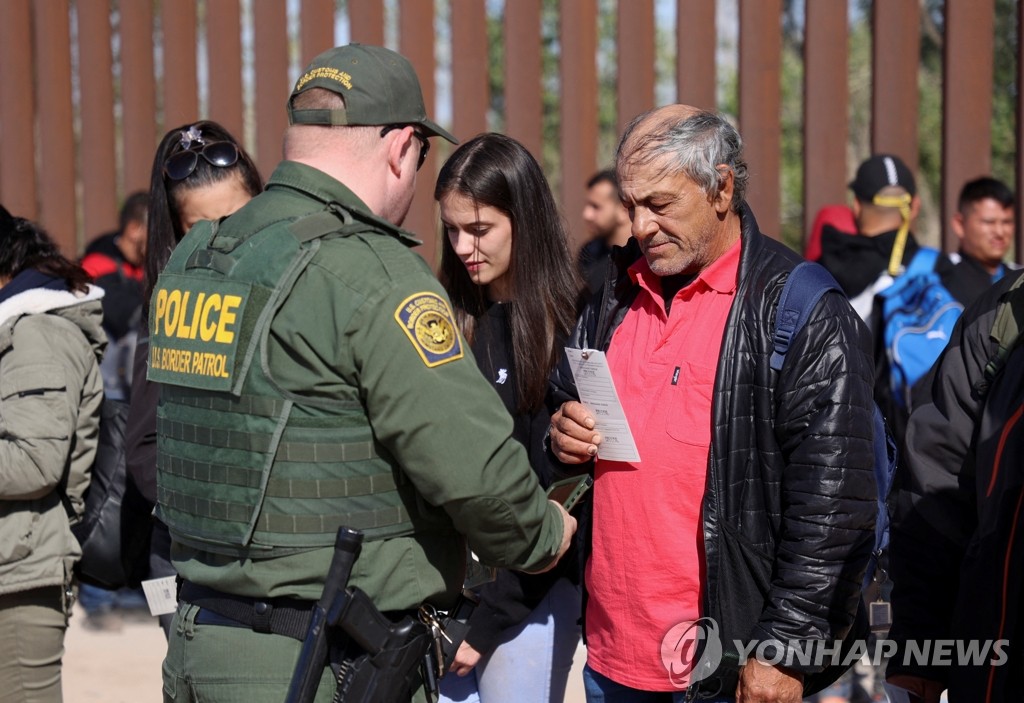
[0,41,1020,703]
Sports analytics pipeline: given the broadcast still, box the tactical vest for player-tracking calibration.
[149,204,418,556]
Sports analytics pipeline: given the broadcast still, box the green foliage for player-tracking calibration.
[596,0,618,170]
[991,0,1018,187]
[541,0,561,193]
[487,8,505,133]
[779,27,804,252]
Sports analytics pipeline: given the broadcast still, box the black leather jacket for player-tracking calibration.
[551,204,878,696]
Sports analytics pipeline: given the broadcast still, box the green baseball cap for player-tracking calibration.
[287,43,457,144]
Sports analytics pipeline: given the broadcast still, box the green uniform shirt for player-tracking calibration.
[170,162,564,612]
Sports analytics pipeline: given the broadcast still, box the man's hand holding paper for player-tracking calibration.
[550,349,641,463]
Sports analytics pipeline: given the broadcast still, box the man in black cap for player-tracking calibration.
[153,43,575,703]
[818,154,922,321]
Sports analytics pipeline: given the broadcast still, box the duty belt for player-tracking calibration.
[179,580,315,640]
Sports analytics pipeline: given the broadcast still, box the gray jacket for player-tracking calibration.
[0,283,106,596]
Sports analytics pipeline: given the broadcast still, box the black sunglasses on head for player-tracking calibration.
[380,124,430,171]
[164,141,241,181]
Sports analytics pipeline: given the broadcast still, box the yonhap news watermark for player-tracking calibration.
[660,617,1009,687]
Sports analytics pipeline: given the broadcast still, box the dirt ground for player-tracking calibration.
[61,604,588,702]
[63,604,166,703]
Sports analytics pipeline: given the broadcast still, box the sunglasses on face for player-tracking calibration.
[380,124,430,171]
[163,140,241,181]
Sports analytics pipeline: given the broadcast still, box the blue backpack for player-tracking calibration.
[876,248,964,409]
[771,262,898,590]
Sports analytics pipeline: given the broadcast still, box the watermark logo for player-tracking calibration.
[660,616,1009,687]
[660,617,724,688]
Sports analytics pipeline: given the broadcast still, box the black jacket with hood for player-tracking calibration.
[550,204,878,696]
[888,269,1024,700]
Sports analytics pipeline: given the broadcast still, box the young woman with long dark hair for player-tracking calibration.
[124,120,264,636]
[435,133,583,703]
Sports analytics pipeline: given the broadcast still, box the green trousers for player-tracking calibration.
[0,586,67,703]
[163,603,434,702]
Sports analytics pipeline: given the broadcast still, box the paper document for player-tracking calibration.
[563,348,641,462]
[141,575,178,616]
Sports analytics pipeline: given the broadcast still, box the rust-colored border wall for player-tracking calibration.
[350,0,384,45]
[120,0,156,195]
[78,0,117,240]
[451,0,489,141]
[0,0,38,220]
[560,0,598,247]
[7,2,1019,265]
[803,0,848,240]
[505,0,543,159]
[301,0,336,64]
[677,0,716,110]
[161,1,198,131]
[207,0,244,140]
[872,0,919,172]
[400,0,439,266]
[253,1,289,179]
[739,0,782,238]
[34,0,76,253]
[617,0,654,134]
[942,0,994,252]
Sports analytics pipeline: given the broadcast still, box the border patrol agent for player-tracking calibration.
[153,44,576,703]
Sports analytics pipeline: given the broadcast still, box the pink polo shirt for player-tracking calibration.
[586,240,741,691]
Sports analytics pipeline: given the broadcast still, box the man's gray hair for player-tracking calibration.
[616,109,749,212]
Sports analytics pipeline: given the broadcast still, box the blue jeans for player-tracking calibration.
[78,582,148,613]
[77,582,116,613]
[439,576,581,703]
[582,664,734,703]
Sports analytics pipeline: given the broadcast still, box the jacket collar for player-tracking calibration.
[0,282,104,328]
[0,269,66,305]
[265,161,421,247]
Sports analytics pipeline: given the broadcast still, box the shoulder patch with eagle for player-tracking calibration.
[393,292,464,367]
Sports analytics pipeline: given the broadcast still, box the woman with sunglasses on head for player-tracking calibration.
[0,205,106,702]
[123,120,263,635]
[435,133,584,703]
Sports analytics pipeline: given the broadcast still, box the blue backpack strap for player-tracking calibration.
[771,262,895,590]
[770,262,844,371]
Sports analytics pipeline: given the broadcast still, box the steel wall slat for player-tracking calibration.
[505,0,543,159]
[161,0,198,131]
[803,0,848,243]
[253,1,289,180]
[34,0,77,254]
[301,0,336,64]
[943,0,994,252]
[676,0,716,110]
[207,0,244,139]
[0,0,37,219]
[617,0,655,134]
[400,0,439,267]
[739,0,782,238]
[350,0,384,45]
[872,0,919,171]
[120,0,156,195]
[78,0,118,242]
[451,0,489,141]
[560,0,598,249]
